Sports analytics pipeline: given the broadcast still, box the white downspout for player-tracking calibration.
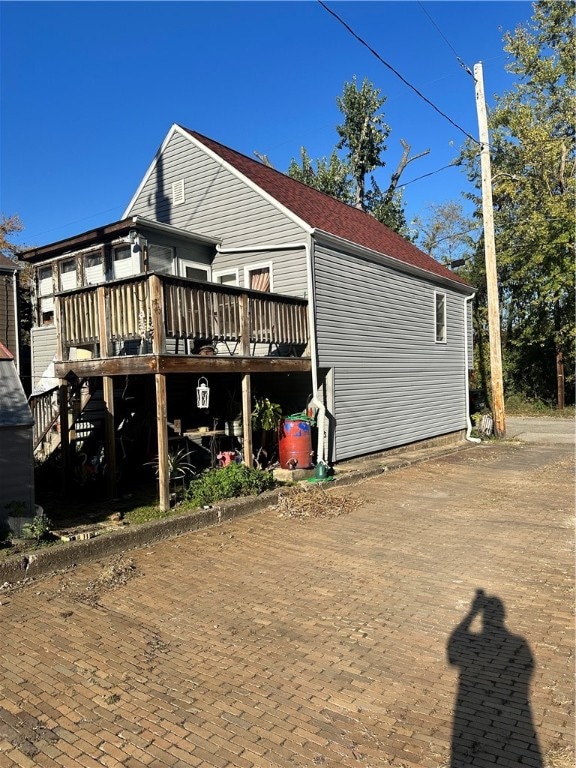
[215,240,327,465]
[464,293,481,444]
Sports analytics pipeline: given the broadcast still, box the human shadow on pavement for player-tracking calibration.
[447,589,543,767]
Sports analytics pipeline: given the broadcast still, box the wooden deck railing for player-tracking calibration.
[30,387,60,450]
[55,273,309,360]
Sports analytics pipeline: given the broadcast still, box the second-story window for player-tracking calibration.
[85,252,104,285]
[38,265,54,324]
[60,259,77,291]
[246,263,272,292]
[38,266,53,296]
[148,244,174,274]
[112,245,136,280]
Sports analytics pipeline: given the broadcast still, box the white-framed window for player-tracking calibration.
[84,251,105,285]
[178,258,210,282]
[245,262,273,292]
[60,259,77,291]
[213,269,239,287]
[112,244,138,280]
[40,297,54,325]
[172,179,185,205]
[38,266,53,296]
[434,291,447,343]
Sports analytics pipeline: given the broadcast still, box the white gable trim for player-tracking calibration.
[124,124,314,236]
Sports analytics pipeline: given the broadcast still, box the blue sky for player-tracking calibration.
[1,0,533,249]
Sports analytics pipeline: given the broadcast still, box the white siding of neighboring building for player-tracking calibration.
[126,131,309,298]
[313,243,471,461]
[31,326,58,391]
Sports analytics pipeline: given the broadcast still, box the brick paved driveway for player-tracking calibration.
[0,440,573,767]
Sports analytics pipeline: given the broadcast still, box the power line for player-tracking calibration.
[417,1,474,77]
[398,161,461,189]
[317,0,480,145]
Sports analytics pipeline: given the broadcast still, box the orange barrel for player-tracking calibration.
[278,418,313,469]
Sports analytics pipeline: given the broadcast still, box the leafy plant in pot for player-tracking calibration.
[251,397,282,468]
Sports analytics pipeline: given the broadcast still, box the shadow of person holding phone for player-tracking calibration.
[447,589,543,767]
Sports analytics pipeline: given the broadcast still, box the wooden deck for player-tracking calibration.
[53,273,311,378]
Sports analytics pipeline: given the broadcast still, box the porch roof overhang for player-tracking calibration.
[20,217,220,263]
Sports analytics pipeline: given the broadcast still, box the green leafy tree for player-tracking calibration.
[286,77,419,236]
[364,179,409,237]
[287,147,353,203]
[462,0,575,408]
[414,201,478,267]
[335,76,390,209]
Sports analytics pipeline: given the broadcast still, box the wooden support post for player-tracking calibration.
[474,62,506,438]
[58,381,70,494]
[241,373,252,468]
[102,375,117,498]
[155,373,170,511]
[150,274,166,355]
[239,295,253,467]
[239,293,251,356]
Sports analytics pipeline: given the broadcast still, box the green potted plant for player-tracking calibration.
[252,397,282,467]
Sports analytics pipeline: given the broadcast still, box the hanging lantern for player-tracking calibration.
[196,377,210,409]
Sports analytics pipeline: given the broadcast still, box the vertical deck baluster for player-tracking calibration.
[183,286,191,339]
[164,284,172,336]
[114,286,122,338]
[130,283,138,337]
[177,285,185,340]
[191,288,198,338]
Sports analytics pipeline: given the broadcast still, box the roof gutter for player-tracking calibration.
[130,216,220,246]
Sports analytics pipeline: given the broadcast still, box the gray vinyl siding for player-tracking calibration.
[313,244,470,461]
[127,131,308,298]
[31,326,57,389]
[0,426,35,532]
[0,361,35,530]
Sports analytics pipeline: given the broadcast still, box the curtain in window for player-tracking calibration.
[250,268,270,292]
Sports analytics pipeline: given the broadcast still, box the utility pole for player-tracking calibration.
[474,61,506,438]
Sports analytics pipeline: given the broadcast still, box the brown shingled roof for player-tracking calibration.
[182,127,471,288]
[0,254,18,270]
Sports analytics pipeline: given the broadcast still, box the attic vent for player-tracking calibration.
[172,179,185,205]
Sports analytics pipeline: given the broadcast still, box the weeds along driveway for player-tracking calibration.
[0,440,573,768]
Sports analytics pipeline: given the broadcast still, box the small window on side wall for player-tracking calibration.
[435,291,447,343]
